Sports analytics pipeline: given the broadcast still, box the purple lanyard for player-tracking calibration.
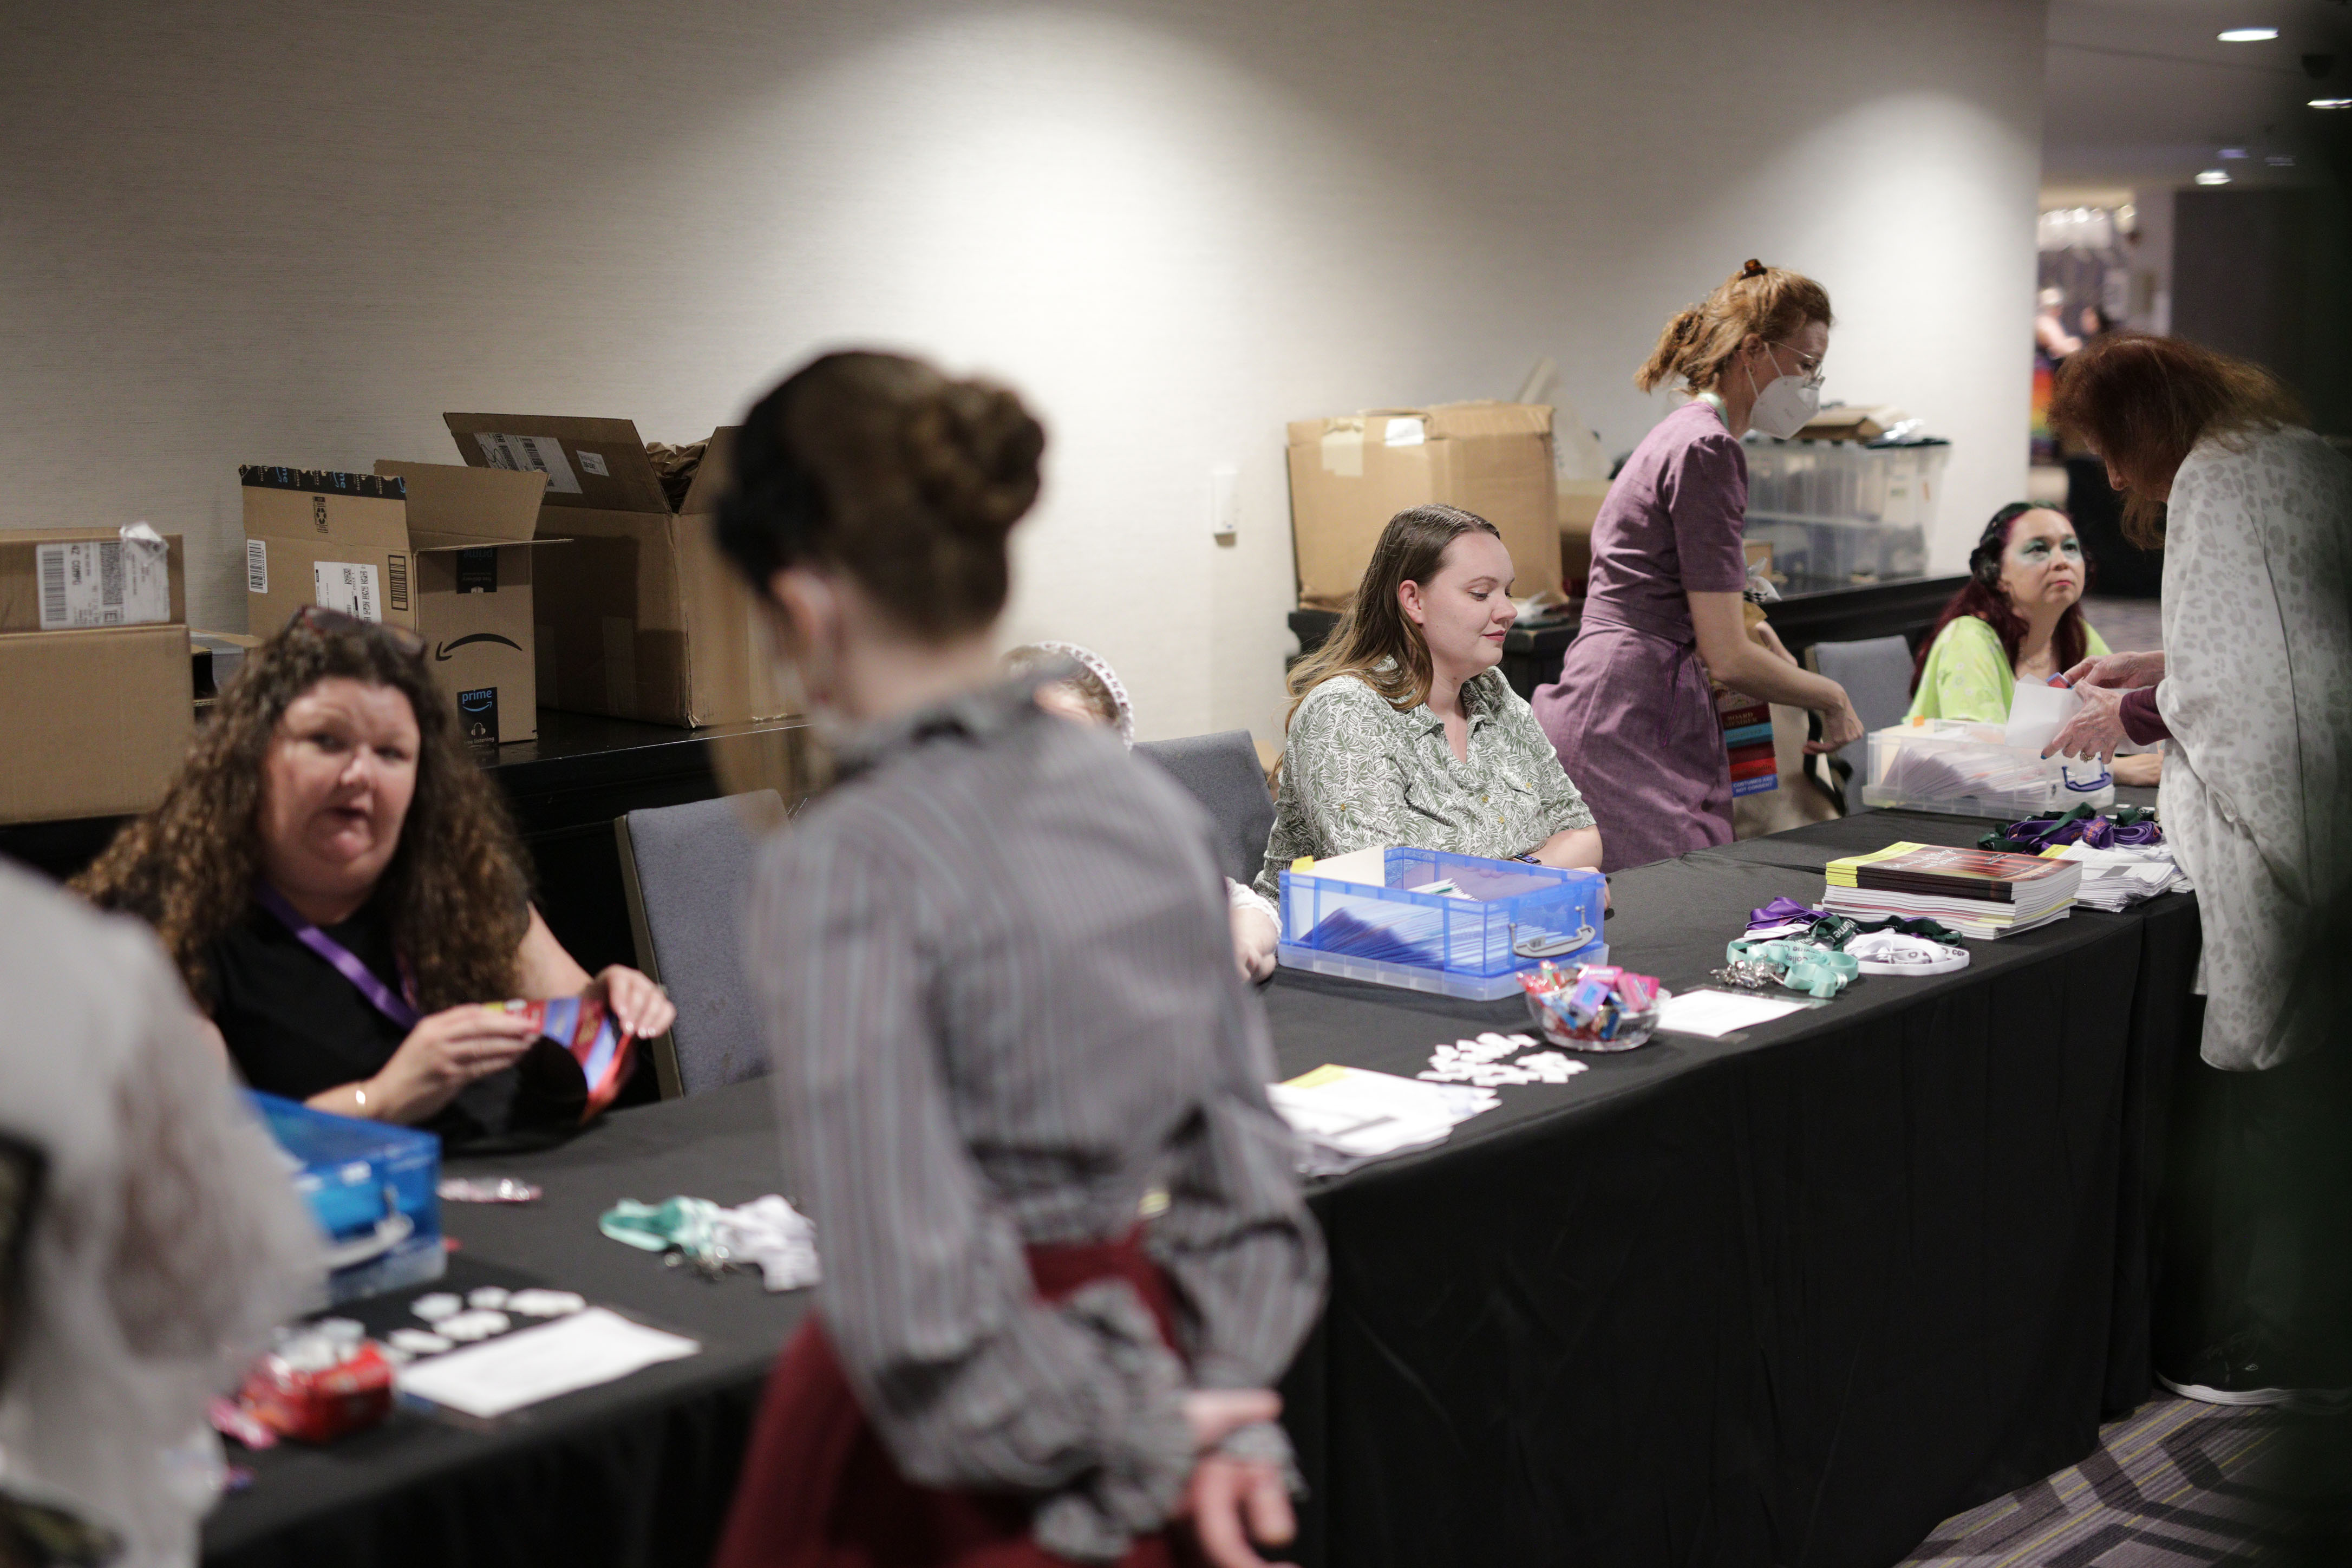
[253,883,422,1031]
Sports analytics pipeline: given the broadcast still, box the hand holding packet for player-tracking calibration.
[497,997,635,1125]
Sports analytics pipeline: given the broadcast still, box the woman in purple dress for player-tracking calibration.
[1533,260,1864,870]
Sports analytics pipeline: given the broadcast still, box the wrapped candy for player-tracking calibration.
[1520,962,1667,1053]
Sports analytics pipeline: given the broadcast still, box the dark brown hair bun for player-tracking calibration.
[717,351,1048,639]
[901,381,1044,544]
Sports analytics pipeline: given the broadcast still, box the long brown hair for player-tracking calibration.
[1273,505,1500,783]
[716,350,1046,639]
[1637,260,1834,396]
[75,612,531,1009]
[2048,332,2306,547]
[1910,503,2094,695]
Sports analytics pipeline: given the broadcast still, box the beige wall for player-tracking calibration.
[0,0,2044,744]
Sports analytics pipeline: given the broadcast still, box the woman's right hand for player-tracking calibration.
[1807,695,1866,754]
[365,1005,541,1124]
[2063,649,2165,690]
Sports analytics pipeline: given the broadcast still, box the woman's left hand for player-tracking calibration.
[2044,681,2129,763]
[586,965,676,1040]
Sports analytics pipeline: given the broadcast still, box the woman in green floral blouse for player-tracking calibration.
[1254,505,1604,901]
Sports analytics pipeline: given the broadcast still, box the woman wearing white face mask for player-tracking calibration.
[1533,260,1863,870]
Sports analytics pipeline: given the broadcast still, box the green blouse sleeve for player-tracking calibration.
[1906,616,2012,724]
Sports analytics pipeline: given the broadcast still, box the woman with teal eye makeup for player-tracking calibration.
[1907,502,2159,785]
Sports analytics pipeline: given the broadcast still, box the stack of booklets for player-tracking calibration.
[2045,843,2186,911]
[1823,842,2082,938]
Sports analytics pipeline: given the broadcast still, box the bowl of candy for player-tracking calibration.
[1519,961,1667,1053]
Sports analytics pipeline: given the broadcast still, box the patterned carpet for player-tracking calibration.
[1898,1396,2343,1565]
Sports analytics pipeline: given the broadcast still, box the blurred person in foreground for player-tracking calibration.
[1004,641,1282,983]
[1905,501,2159,786]
[710,350,1324,1568]
[2047,332,2352,1404]
[73,609,671,1147]
[0,861,318,1568]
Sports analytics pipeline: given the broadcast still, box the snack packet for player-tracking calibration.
[497,996,635,1125]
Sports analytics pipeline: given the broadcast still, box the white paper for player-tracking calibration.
[35,536,172,630]
[1382,416,1426,447]
[1654,989,1814,1038]
[312,561,382,622]
[473,430,583,495]
[1296,844,1391,887]
[1267,1066,1489,1160]
[395,1306,699,1419]
[2003,678,2081,756]
[246,538,269,595]
[576,449,610,478]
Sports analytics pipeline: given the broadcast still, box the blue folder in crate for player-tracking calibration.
[1277,846,1608,1001]
[250,1092,445,1305]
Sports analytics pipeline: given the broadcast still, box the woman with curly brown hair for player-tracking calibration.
[74,606,674,1145]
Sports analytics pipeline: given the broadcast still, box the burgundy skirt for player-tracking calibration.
[712,1234,1206,1568]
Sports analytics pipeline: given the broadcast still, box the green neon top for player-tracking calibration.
[1905,613,2112,724]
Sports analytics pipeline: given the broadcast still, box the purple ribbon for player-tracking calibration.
[254,882,422,1031]
[1748,896,1827,932]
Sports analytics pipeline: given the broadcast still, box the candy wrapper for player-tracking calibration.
[498,996,636,1125]
[1520,961,1666,1053]
[233,1323,394,1444]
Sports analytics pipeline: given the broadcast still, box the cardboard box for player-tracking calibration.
[0,624,192,823]
[1286,402,1561,611]
[241,463,553,744]
[441,414,789,728]
[1556,478,1611,597]
[0,527,186,633]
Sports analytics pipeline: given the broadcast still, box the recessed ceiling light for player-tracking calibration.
[2219,27,2280,43]
[2196,169,2233,185]
[2218,147,2249,158]
[2312,97,2352,109]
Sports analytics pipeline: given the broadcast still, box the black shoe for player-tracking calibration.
[2160,1332,2352,1412]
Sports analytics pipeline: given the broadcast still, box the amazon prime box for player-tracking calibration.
[241,462,556,744]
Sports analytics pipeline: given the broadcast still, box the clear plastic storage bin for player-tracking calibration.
[252,1091,446,1305]
[1861,720,2115,819]
[1277,848,1609,1001]
[1742,437,1948,583]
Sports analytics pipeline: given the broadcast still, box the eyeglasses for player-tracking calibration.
[1768,341,1827,388]
[288,604,426,657]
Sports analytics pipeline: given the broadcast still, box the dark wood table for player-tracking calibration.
[1289,574,1969,701]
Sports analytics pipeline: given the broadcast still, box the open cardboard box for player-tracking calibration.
[441,414,788,728]
[0,526,192,824]
[241,463,554,744]
[1286,402,1562,611]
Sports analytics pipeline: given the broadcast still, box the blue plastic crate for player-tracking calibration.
[249,1092,445,1306]
[1277,848,1608,1001]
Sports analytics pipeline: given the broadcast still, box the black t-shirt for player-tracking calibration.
[207,899,526,1149]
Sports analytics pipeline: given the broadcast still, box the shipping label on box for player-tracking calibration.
[0,529,187,635]
[1287,402,1560,610]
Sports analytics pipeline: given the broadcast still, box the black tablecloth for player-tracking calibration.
[205,1081,805,1568]
[204,809,2199,1568]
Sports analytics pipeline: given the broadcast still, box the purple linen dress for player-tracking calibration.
[1532,400,1749,871]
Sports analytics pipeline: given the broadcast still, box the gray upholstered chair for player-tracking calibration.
[613,792,780,1099]
[1806,634,1919,810]
[1134,730,1277,888]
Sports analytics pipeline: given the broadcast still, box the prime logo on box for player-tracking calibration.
[458,687,499,746]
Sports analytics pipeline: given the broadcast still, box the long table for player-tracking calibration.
[202,805,2196,1568]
